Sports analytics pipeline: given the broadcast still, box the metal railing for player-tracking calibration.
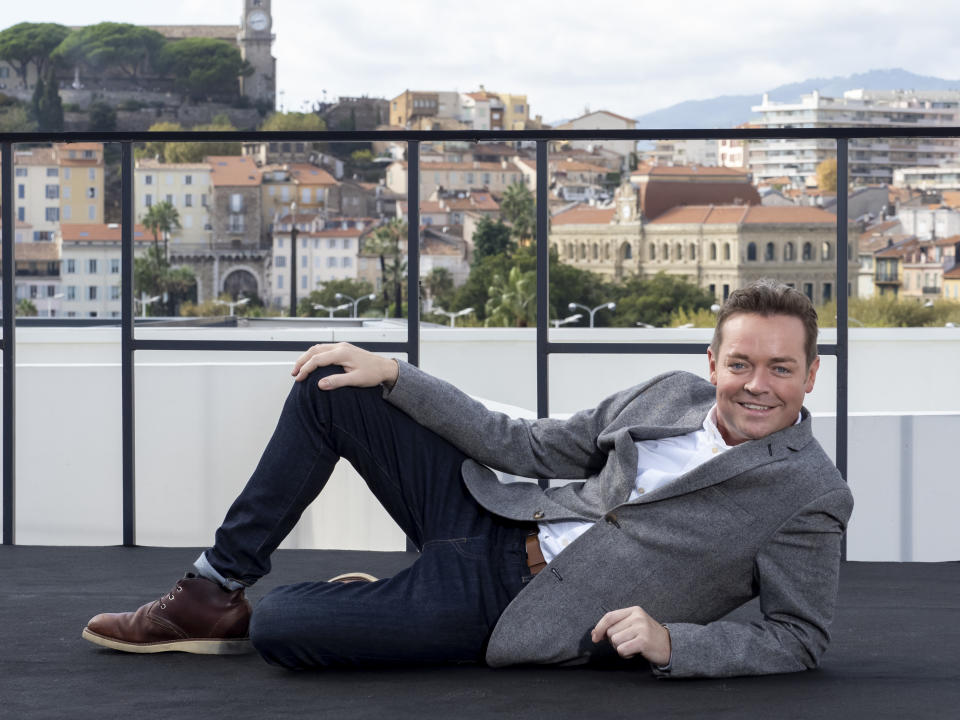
[3,124,959,549]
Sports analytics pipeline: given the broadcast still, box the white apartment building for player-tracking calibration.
[270,215,369,309]
[893,165,960,190]
[647,139,719,167]
[554,110,637,158]
[897,206,960,241]
[134,160,214,247]
[749,90,960,186]
[59,224,151,318]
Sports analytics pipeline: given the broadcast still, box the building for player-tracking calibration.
[857,220,904,298]
[388,90,462,129]
[893,165,960,191]
[13,143,105,235]
[898,205,960,241]
[260,163,338,237]
[385,160,524,197]
[59,223,151,318]
[0,235,62,316]
[646,139,719,167]
[553,110,637,159]
[269,215,372,309]
[134,159,214,247]
[388,87,536,132]
[749,90,960,186]
[629,164,760,220]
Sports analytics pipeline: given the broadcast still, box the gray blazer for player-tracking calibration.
[384,362,854,678]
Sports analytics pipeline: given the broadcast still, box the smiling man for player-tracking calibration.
[83,279,853,678]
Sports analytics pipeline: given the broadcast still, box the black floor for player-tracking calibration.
[1,546,958,720]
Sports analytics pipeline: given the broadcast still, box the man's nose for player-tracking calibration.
[743,370,770,394]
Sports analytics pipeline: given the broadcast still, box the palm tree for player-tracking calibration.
[500,182,536,245]
[485,265,536,327]
[141,200,181,264]
[365,219,407,317]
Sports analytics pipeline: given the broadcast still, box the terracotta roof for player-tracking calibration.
[551,205,616,225]
[55,143,103,166]
[649,205,836,225]
[288,164,338,186]
[466,91,499,101]
[207,156,262,187]
[136,159,211,171]
[0,242,60,261]
[936,233,960,246]
[393,161,515,171]
[61,223,151,243]
[14,148,56,166]
[944,263,960,279]
[633,164,751,179]
[876,238,918,258]
[554,159,609,174]
[941,191,960,208]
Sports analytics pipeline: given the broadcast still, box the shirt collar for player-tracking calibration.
[703,404,802,450]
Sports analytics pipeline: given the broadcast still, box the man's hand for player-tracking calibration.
[591,606,671,666]
[291,342,399,390]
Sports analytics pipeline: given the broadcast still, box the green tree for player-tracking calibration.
[30,69,63,131]
[53,23,165,79]
[0,22,70,89]
[485,265,537,327]
[134,244,196,316]
[15,298,38,317]
[609,273,714,328]
[423,267,455,311]
[0,104,36,132]
[816,157,838,192]
[259,112,326,132]
[87,101,116,131]
[136,121,183,161]
[166,117,242,162]
[500,182,536,244]
[297,278,377,317]
[472,216,515,263]
[364,219,407,317]
[157,38,251,102]
[141,200,181,263]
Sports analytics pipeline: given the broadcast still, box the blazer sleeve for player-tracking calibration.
[382,360,663,480]
[653,486,854,678]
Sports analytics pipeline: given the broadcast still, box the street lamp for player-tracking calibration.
[225,296,250,316]
[289,201,298,318]
[45,292,64,317]
[568,301,616,328]
[313,302,351,318]
[135,292,161,318]
[434,307,474,327]
[335,292,377,318]
[552,313,582,328]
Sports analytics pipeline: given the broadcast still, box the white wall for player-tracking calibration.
[3,325,959,560]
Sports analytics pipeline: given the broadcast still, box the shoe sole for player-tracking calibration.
[81,627,253,655]
[327,572,378,583]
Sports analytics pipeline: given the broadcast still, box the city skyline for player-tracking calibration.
[4,0,960,123]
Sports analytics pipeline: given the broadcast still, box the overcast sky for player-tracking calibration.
[7,0,960,122]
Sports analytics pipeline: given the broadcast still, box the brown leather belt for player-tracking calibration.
[524,529,547,576]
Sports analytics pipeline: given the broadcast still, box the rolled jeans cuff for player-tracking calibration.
[194,551,246,591]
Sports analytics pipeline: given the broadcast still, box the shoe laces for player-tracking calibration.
[157,581,184,610]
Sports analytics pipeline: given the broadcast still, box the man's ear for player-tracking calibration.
[707,346,718,386]
[805,355,821,394]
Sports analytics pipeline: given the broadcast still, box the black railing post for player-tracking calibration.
[2,142,15,545]
[121,143,136,546]
[406,140,420,368]
[836,138,849,560]
[536,141,549,421]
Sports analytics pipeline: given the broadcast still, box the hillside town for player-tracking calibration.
[2,1,960,324]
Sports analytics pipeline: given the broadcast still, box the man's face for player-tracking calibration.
[708,312,819,446]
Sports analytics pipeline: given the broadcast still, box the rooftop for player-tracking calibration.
[208,156,262,187]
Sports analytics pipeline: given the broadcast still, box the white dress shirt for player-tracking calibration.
[537,404,734,564]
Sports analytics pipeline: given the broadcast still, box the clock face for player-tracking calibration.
[248,10,269,31]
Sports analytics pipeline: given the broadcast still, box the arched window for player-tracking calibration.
[604,244,610,260]
[676,243,683,261]
[747,242,757,261]
[567,243,574,259]
[802,242,812,261]
[784,242,795,261]
[662,243,669,260]
[623,242,633,260]
[821,241,832,261]
[765,242,775,261]
[592,243,599,260]
[710,242,718,260]
[579,243,586,260]
[689,243,697,260]
[649,243,656,260]
[724,243,731,261]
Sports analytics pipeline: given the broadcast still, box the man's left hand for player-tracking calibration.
[591,606,671,666]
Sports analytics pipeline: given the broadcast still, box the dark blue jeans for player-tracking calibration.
[205,366,531,669]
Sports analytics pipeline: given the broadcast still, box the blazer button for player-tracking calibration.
[533,510,545,520]
[604,513,621,528]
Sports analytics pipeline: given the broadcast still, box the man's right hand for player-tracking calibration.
[291,342,400,390]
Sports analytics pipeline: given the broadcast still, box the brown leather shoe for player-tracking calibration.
[82,573,252,654]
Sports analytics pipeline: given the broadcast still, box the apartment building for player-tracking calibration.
[59,224,150,318]
[385,160,523,197]
[553,110,637,158]
[749,90,960,186]
[261,163,338,237]
[57,143,105,224]
[0,237,62,315]
[208,155,263,248]
[389,87,535,131]
[646,139,719,167]
[134,160,214,246]
[269,215,371,308]
[893,165,960,190]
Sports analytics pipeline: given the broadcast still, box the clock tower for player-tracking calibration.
[238,0,276,107]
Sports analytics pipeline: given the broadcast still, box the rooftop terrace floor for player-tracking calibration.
[1,546,958,719]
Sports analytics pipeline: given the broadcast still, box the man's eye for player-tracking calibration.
[729,362,746,370]
[773,366,791,375]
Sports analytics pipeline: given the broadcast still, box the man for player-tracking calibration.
[83,279,853,677]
